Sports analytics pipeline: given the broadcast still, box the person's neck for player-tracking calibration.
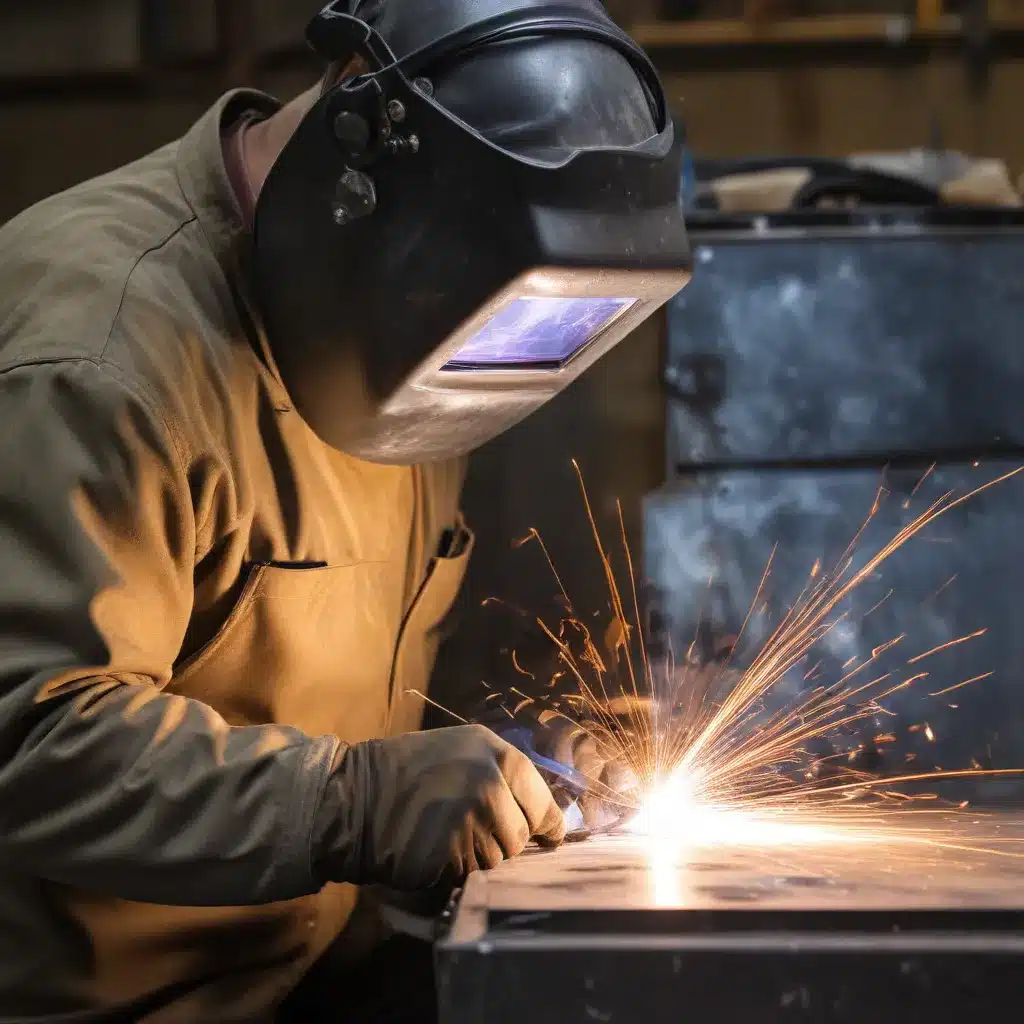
[229,84,322,221]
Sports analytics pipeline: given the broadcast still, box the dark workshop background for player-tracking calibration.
[4,0,1024,725]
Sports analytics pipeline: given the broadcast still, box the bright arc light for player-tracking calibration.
[629,768,864,851]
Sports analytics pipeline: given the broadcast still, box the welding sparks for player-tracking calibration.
[907,629,987,665]
[501,461,1024,874]
[928,672,995,698]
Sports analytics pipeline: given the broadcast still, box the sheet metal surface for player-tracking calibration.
[457,816,1024,918]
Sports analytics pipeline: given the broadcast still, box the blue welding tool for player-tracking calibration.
[498,726,591,799]
[499,725,639,836]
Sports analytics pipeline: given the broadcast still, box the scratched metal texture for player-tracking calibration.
[665,226,1024,468]
[437,822,1024,1024]
[455,824,1024,912]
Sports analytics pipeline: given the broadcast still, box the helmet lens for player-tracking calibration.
[441,295,638,372]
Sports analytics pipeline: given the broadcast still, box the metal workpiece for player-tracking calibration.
[436,818,1024,1023]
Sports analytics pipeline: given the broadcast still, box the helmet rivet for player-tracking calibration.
[332,169,377,226]
[332,111,370,156]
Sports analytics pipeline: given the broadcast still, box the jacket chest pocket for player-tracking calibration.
[171,561,404,745]
[388,523,475,737]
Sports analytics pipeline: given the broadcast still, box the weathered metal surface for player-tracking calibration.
[649,219,1024,800]
[666,225,1024,470]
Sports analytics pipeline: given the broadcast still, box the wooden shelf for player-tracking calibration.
[622,12,1024,65]
[629,13,948,47]
[8,10,1024,101]
[629,12,1024,48]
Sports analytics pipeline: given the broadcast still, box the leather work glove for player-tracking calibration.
[484,694,651,833]
[525,697,647,831]
[311,725,566,892]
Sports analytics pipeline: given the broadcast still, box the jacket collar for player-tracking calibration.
[174,89,289,392]
[175,89,281,264]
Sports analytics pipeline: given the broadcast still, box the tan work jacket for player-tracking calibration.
[0,90,470,1021]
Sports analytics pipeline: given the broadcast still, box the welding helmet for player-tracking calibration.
[252,0,691,464]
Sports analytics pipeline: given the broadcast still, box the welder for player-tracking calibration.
[0,1,688,1020]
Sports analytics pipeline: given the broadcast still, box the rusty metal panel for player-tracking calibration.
[650,215,1024,799]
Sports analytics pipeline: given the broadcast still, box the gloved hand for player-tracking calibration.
[525,699,646,830]
[311,725,566,892]
[497,668,743,831]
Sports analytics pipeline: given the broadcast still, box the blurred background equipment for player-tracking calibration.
[9,0,1024,213]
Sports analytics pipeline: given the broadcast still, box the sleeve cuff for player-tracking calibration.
[276,734,344,897]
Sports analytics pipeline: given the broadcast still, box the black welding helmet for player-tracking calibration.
[252,0,691,464]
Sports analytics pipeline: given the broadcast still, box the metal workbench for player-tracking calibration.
[437,816,1024,1023]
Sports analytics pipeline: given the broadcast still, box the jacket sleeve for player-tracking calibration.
[0,359,340,907]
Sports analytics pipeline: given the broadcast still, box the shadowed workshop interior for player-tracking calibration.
[5,2,1024,1021]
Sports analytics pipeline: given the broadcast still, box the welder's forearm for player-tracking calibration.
[0,678,339,907]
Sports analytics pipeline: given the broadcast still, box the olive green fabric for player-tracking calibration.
[0,90,470,1021]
